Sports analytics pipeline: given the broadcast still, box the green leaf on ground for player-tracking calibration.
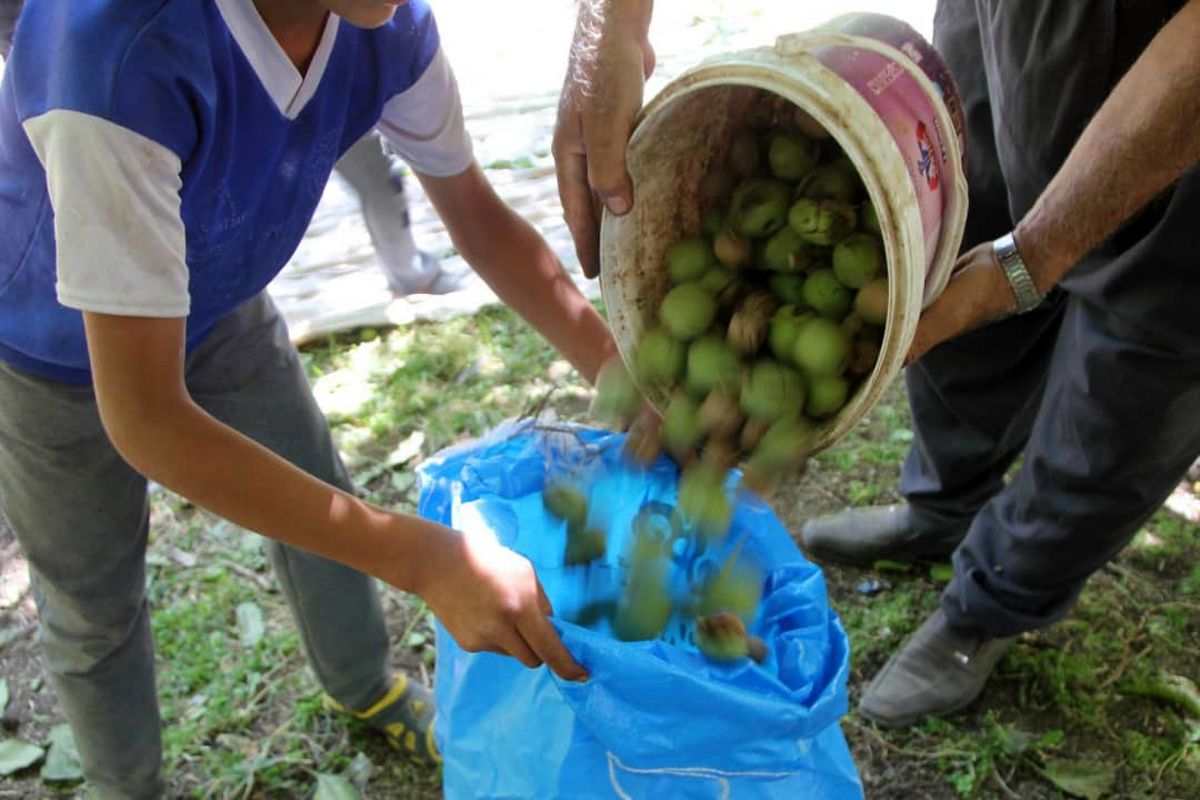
[0,739,45,776]
[1121,671,1200,719]
[313,772,363,800]
[1040,758,1115,799]
[235,602,265,648]
[345,751,374,790]
[929,563,954,583]
[872,559,912,574]
[0,678,8,714]
[40,724,83,783]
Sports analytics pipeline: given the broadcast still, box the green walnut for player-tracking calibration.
[741,359,805,422]
[635,328,686,388]
[801,269,854,319]
[589,357,642,426]
[697,560,764,622]
[659,283,717,340]
[542,481,588,530]
[761,226,812,273]
[767,132,820,182]
[768,305,815,361]
[769,273,807,306]
[788,198,857,246]
[746,417,817,474]
[792,316,851,377]
[613,580,672,642]
[806,374,850,418]
[662,393,704,456]
[665,236,714,283]
[678,464,733,540]
[564,527,607,566]
[798,158,861,202]
[730,178,791,239]
[686,336,741,395]
[832,233,884,288]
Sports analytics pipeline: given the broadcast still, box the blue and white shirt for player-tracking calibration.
[0,0,473,384]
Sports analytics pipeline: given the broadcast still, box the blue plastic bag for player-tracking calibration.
[417,421,862,799]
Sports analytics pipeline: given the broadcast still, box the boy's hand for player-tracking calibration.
[416,527,589,682]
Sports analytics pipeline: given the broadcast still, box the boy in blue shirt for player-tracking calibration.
[0,1,608,796]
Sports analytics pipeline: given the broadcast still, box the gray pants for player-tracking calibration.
[0,294,392,799]
[0,0,20,60]
[904,0,1200,637]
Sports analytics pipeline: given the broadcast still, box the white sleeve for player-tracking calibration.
[23,109,190,317]
[376,46,474,177]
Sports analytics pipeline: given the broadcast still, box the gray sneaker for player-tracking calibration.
[858,608,1017,728]
[800,503,961,567]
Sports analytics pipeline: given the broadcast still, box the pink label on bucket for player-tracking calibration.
[811,45,954,272]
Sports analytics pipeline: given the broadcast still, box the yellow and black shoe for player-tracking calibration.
[323,674,441,766]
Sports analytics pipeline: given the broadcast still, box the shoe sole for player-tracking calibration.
[857,688,985,729]
[799,545,955,570]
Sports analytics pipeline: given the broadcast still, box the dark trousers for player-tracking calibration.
[904,0,1200,637]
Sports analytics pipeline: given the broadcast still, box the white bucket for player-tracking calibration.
[599,13,969,453]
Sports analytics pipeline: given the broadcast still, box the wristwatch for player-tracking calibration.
[992,232,1043,314]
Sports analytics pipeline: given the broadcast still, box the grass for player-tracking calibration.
[4,303,1197,798]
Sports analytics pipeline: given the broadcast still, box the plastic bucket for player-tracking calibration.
[599,13,968,453]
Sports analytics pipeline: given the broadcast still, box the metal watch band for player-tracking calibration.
[993,232,1042,314]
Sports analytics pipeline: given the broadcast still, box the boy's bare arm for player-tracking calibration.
[416,163,618,383]
[82,311,586,680]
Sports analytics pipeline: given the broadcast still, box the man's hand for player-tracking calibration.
[905,243,1016,365]
[416,525,589,682]
[553,0,655,279]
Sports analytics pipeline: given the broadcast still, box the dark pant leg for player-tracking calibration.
[184,294,392,710]
[0,362,163,800]
[899,0,1061,538]
[944,297,1200,636]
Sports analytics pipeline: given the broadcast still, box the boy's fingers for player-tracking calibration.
[498,630,543,669]
[535,581,555,617]
[518,610,588,682]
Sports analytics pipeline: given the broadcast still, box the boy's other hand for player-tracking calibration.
[416,525,589,682]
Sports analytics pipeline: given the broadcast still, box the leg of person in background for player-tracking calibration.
[334,131,457,296]
[0,0,23,60]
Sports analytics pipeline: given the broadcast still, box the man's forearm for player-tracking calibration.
[577,0,653,40]
[1016,0,1200,289]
